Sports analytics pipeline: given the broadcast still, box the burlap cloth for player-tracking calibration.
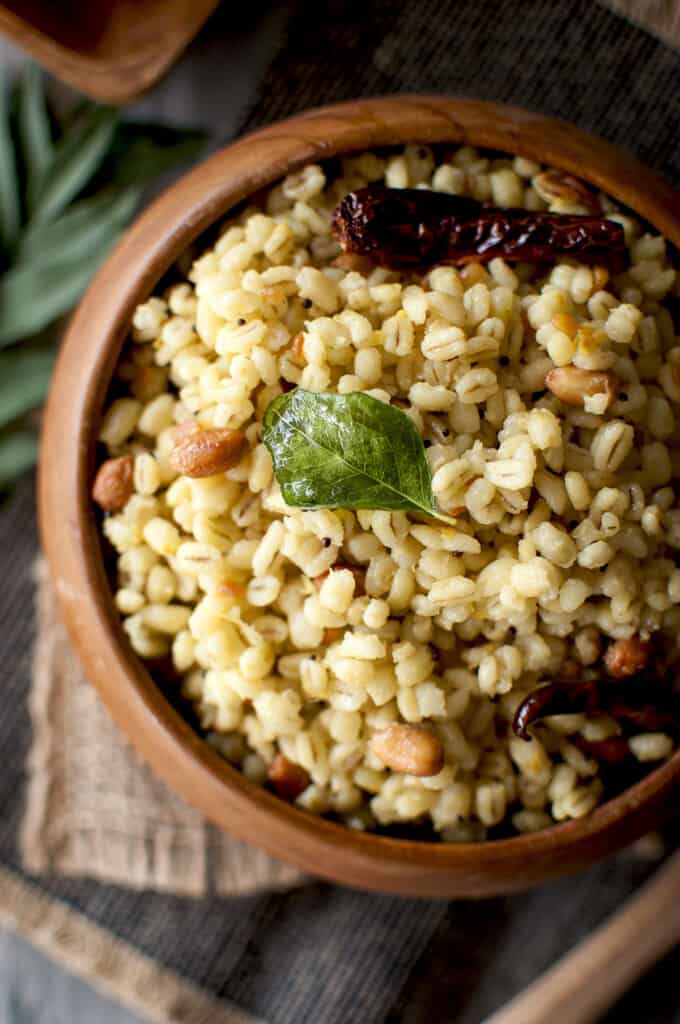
[21,562,302,897]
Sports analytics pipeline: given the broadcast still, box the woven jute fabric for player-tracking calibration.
[3,2,680,1023]
[0,865,260,1024]
[21,561,302,897]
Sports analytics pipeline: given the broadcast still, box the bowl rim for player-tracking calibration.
[39,95,680,897]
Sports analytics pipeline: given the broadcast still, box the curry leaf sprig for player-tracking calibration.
[263,389,457,526]
[0,65,206,491]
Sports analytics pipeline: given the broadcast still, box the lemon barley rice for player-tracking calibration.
[94,144,680,840]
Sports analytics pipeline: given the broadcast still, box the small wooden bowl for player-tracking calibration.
[39,96,680,897]
[0,0,219,104]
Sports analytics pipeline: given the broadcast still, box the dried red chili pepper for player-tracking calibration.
[569,734,632,765]
[333,186,626,270]
[513,679,604,740]
[512,677,680,741]
[605,701,680,734]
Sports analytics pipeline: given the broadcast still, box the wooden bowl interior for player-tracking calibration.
[39,96,680,897]
[2,0,119,52]
[3,0,205,57]
[0,0,219,103]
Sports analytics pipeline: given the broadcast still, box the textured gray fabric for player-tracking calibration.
[2,1,680,1021]
[242,0,680,186]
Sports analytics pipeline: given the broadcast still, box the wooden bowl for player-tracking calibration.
[39,96,680,897]
[0,0,219,104]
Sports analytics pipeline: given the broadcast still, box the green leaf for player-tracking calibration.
[18,185,141,265]
[0,429,38,486]
[18,64,52,213]
[107,122,206,187]
[263,389,455,524]
[61,98,90,132]
[0,234,120,347]
[0,73,20,252]
[0,346,55,427]
[30,105,118,225]
[0,91,207,486]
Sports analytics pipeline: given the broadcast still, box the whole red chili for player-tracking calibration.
[512,677,680,741]
[569,734,632,765]
[333,186,626,270]
[512,679,605,740]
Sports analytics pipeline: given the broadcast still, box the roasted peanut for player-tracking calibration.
[545,366,619,407]
[604,637,651,679]
[533,170,599,211]
[314,563,366,597]
[92,455,134,512]
[170,422,247,478]
[371,724,445,777]
[173,419,201,442]
[268,753,310,800]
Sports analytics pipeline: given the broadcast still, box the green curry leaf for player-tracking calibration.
[0,67,207,493]
[0,429,39,487]
[0,73,19,253]
[0,233,120,347]
[18,64,53,214]
[0,345,55,428]
[30,105,118,225]
[263,389,455,525]
[18,185,141,265]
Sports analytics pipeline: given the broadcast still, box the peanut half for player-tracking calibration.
[92,455,134,511]
[533,170,599,212]
[604,637,651,679]
[371,724,445,777]
[268,753,310,800]
[545,366,619,408]
[170,422,247,478]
